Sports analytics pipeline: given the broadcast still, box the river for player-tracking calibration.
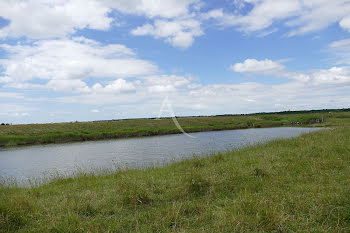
[0,127,323,183]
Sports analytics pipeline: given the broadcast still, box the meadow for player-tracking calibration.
[1,125,350,232]
[1,110,350,232]
[0,112,350,232]
[1,110,348,147]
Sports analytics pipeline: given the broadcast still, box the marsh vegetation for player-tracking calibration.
[1,110,347,147]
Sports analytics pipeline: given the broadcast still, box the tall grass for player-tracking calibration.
[1,126,350,232]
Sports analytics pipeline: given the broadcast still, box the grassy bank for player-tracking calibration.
[1,111,349,147]
[1,126,350,232]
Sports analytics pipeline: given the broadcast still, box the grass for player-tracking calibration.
[1,125,350,232]
[1,111,348,147]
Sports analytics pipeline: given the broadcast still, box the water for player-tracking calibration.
[0,127,323,183]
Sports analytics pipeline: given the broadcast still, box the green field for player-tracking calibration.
[1,111,350,232]
[1,110,349,147]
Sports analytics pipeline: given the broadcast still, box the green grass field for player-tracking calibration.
[1,110,348,147]
[1,114,350,232]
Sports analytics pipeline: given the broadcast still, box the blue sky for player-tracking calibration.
[1,0,350,124]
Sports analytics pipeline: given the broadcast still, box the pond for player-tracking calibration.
[0,127,323,183]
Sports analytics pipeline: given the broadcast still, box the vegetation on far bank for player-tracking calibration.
[1,125,350,232]
[1,109,350,147]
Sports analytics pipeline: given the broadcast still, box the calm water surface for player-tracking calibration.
[0,127,323,183]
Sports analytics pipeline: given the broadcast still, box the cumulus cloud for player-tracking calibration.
[56,76,350,119]
[51,74,194,106]
[0,36,194,97]
[142,75,191,93]
[0,0,203,48]
[54,62,350,110]
[231,58,350,86]
[230,59,286,75]
[131,18,203,49]
[3,63,350,123]
[340,16,350,32]
[204,0,350,36]
[0,37,157,89]
[90,79,137,94]
[1,0,350,49]
[110,0,203,49]
[103,0,200,19]
[295,67,350,85]
[47,79,89,93]
[0,0,112,39]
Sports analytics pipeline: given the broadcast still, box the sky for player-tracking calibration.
[1,0,350,124]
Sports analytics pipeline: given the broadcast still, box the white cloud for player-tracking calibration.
[91,109,100,113]
[148,85,176,93]
[0,103,32,116]
[103,0,200,19]
[0,37,158,89]
[0,91,24,99]
[91,79,137,94]
[340,16,350,32]
[295,67,350,85]
[53,75,194,105]
[231,58,350,86]
[0,38,194,97]
[330,38,350,50]
[0,0,112,39]
[144,75,191,87]
[185,79,350,114]
[329,38,350,65]
[132,19,203,49]
[47,79,89,93]
[4,65,350,123]
[1,0,349,49]
[230,59,286,75]
[4,82,46,89]
[0,76,12,83]
[204,0,350,36]
[143,75,191,93]
[0,0,203,48]
[286,0,350,36]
